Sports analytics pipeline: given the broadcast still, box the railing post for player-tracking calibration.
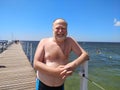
[80,61,88,90]
[30,43,33,62]
[26,42,29,56]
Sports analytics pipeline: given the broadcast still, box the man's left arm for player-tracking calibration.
[61,38,89,79]
[66,38,89,70]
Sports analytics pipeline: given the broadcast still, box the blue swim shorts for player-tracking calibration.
[36,78,64,90]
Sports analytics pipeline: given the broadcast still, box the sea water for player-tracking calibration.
[21,41,120,90]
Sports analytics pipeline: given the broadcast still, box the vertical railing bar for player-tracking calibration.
[30,43,33,63]
[80,61,88,90]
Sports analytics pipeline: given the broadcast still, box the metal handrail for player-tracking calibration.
[80,61,88,90]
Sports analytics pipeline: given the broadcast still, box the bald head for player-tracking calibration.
[53,18,68,26]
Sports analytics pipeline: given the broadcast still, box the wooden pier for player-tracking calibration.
[0,43,36,90]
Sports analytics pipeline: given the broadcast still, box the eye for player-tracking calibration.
[61,28,66,30]
[56,27,60,30]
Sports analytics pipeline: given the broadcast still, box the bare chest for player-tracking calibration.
[44,43,71,62]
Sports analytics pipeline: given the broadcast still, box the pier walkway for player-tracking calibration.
[0,43,36,90]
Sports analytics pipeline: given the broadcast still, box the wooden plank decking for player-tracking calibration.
[0,43,36,90]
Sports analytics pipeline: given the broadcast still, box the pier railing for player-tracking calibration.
[79,61,88,90]
[0,40,13,53]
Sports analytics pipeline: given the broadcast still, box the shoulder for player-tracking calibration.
[66,37,80,47]
[40,38,51,43]
[66,37,77,43]
[38,38,51,46]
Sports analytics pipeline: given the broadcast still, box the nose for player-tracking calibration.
[59,28,63,32]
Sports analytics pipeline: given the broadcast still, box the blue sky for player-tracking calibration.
[0,0,120,42]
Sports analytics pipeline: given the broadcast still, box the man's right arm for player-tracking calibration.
[33,39,66,78]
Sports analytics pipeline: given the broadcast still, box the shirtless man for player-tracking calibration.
[34,18,89,90]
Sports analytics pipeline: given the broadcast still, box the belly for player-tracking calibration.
[37,70,65,87]
[37,60,68,87]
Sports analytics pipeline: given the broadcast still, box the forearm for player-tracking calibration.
[64,52,89,72]
[34,60,55,76]
[73,52,89,68]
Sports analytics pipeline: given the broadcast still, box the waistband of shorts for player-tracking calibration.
[36,78,64,88]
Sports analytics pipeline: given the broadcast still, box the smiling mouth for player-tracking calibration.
[57,34,65,37]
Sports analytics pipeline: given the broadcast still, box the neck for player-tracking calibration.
[53,37,65,45]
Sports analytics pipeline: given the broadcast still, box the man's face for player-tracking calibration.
[53,20,67,42]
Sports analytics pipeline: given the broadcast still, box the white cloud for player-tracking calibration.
[114,21,120,26]
[114,18,120,27]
